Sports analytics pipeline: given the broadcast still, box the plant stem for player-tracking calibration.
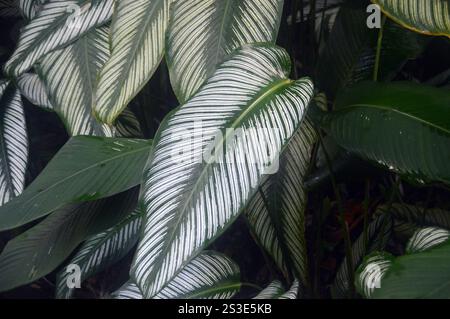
[373,15,387,82]
[316,128,355,297]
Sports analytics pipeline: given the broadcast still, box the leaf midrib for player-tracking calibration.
[147,78,293,296]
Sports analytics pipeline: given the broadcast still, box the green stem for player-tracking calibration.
[316,128,355,298]
[373,15,387,82]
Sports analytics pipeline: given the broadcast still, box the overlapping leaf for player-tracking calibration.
[254,280,299,299]
[0,81,29,206]
[38,26,111,136]
[246,119,317,286]
[94,0,170,124]
[406,227,450,254]
[166,0,284,103]
[56,208,143,299]
[5,0,114,77]
[17,73,53,110]
[0,136,152,231]
[131,44,314,298]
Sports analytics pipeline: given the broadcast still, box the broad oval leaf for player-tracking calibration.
[166,0,284,103]
[4,0,114,77]
[93,0,170,124]
[56,207,143,299]
[131,44,314,298]
[373,0,450,38]
[246,119,317,286]
[355,252,394,299]
[0,189,138,293]
[406,227,450,254]
[321,81,450,185]
[17,73,53,110]
[0,136,152,231]
[0,81,29,206]
[115,251,240,299]
[37,26,112,136]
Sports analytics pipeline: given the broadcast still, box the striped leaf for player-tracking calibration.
[0,136,152,231]
[321,81,450,185]
[5,0,114,77]
[116,109,143,138]
[406,227,450,254]
[331,213,392,298]
[0,189,138,293]
[17,73,53,110]
[56,208,143,299]
[0,81,29,206]
[131,44,314,298]
[373,0,450,38]
[19,0,39,20]
[254,279,299,299]
[246,119,317,286]
[355,252,394,298]
[0,0,20,17]
[115,251,240,299]
[37,26,112,136]
[93,0,170,124]
[166,0,284,103]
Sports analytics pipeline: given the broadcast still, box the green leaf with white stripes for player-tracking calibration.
[19,0,39,20]
[0,81,29,206]
[246,119,317,286]
[93,0,170,124]
[131,44,314,298]
[56,208,143,299]
[0,190,138,293]
[115,251,241,299]
[37,26,111,136]
[166,0,284,103]
[17,73,53,110]
[373,0,450,38]
[254,280,300,299]
[5,0,114,77]
[0,136,152,231]
[331,212,392,298]
[355,252,394,299]
[406,227,450,254]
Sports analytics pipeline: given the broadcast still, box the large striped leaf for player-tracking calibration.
[93,0,170,124]
[373,0,450,38]
[254,280,300,299]
[115,251,240,299]
[406,227,450,254]
[0,81,29,206]
[37,26,111,136]
[0,136,152,231]
[19,0,40,20]
[166,0,284,103]
[17,73,53,110]
[56,208,143,299]
[331,213,392,298]
[321,81,450,185]
[355,252,394,298]
[0,190,138,293]
[131,44,314,298]
[5,0,114,77]
[246,119,317,286]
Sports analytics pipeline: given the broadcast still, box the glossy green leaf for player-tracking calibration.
[131,44,314,298]
[166,0,284,103]
[321,81,450,184]
[0,81,29,206]
[246,119,317,286]
[5,0,114,77]
[94,0,170,124]
[0,136,152,231]
[373,0,450,38]
[115,251,240,299]
[0,189,138,293]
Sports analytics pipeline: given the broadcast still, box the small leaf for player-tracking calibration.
[355,252,394,299]
[406,227,450,254]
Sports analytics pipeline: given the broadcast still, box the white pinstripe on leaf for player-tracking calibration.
[17,73,53,110]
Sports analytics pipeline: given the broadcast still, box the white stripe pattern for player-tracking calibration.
[166,0,284,103]
[0,82,29,206]
[115,251,240,299]
[19,0,39,19]
[0,0,20,17]
[374,0,450,37]
[253,280,284,299]
[56,209,143,299]
[406,227,450,254]
[38,26,112,136]
[5,0,114,77]
[131,44,314,298]
[94,0,170,124]
[246,119,316,286]
[17,73,53,110]
[356,253,393,298]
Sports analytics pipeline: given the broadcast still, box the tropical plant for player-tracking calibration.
[0,0,449,299]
